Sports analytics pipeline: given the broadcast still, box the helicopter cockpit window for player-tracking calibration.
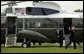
[6,7,13,13]
[26,7,60,15]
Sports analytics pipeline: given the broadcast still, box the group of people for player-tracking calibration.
[57,26,80,49]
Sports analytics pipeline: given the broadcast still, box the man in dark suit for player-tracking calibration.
[65,27,76,49]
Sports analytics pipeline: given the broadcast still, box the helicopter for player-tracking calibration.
[1,1,83,48]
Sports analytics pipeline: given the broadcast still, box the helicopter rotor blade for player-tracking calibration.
[1,1,26,6]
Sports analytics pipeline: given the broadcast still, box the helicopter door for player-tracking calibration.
[63,18,72,34]
[7,16,17,35]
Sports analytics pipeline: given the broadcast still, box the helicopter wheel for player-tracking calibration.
[22,38,31,48]
[22,42,31,48]
[27,43,31,47]
[22,42,27,48]
[27,39,31,47]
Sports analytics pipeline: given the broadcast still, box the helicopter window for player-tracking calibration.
[26,7,32,12]
[26,7,44,15]
[15,8,25,15]
[1,13,6,16]
[26,7,60,15]
[35,22,41,27]
[6,7,13,13]
[43,8,60,15]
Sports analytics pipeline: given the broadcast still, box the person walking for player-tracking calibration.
[65,27,77,49]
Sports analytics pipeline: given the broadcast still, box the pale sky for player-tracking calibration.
[1,1,83,13]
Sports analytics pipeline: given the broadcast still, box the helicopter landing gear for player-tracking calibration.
[22,38,31,48]
[22,42,27,48]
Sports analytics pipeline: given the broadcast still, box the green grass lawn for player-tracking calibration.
[1,43,83,53]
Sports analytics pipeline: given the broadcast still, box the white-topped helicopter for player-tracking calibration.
[1,1,82,48]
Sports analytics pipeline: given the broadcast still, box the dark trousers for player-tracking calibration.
[65,39,76,49]
[76,41,80,46]
[59,38,63,47]
[60,41,63,47]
